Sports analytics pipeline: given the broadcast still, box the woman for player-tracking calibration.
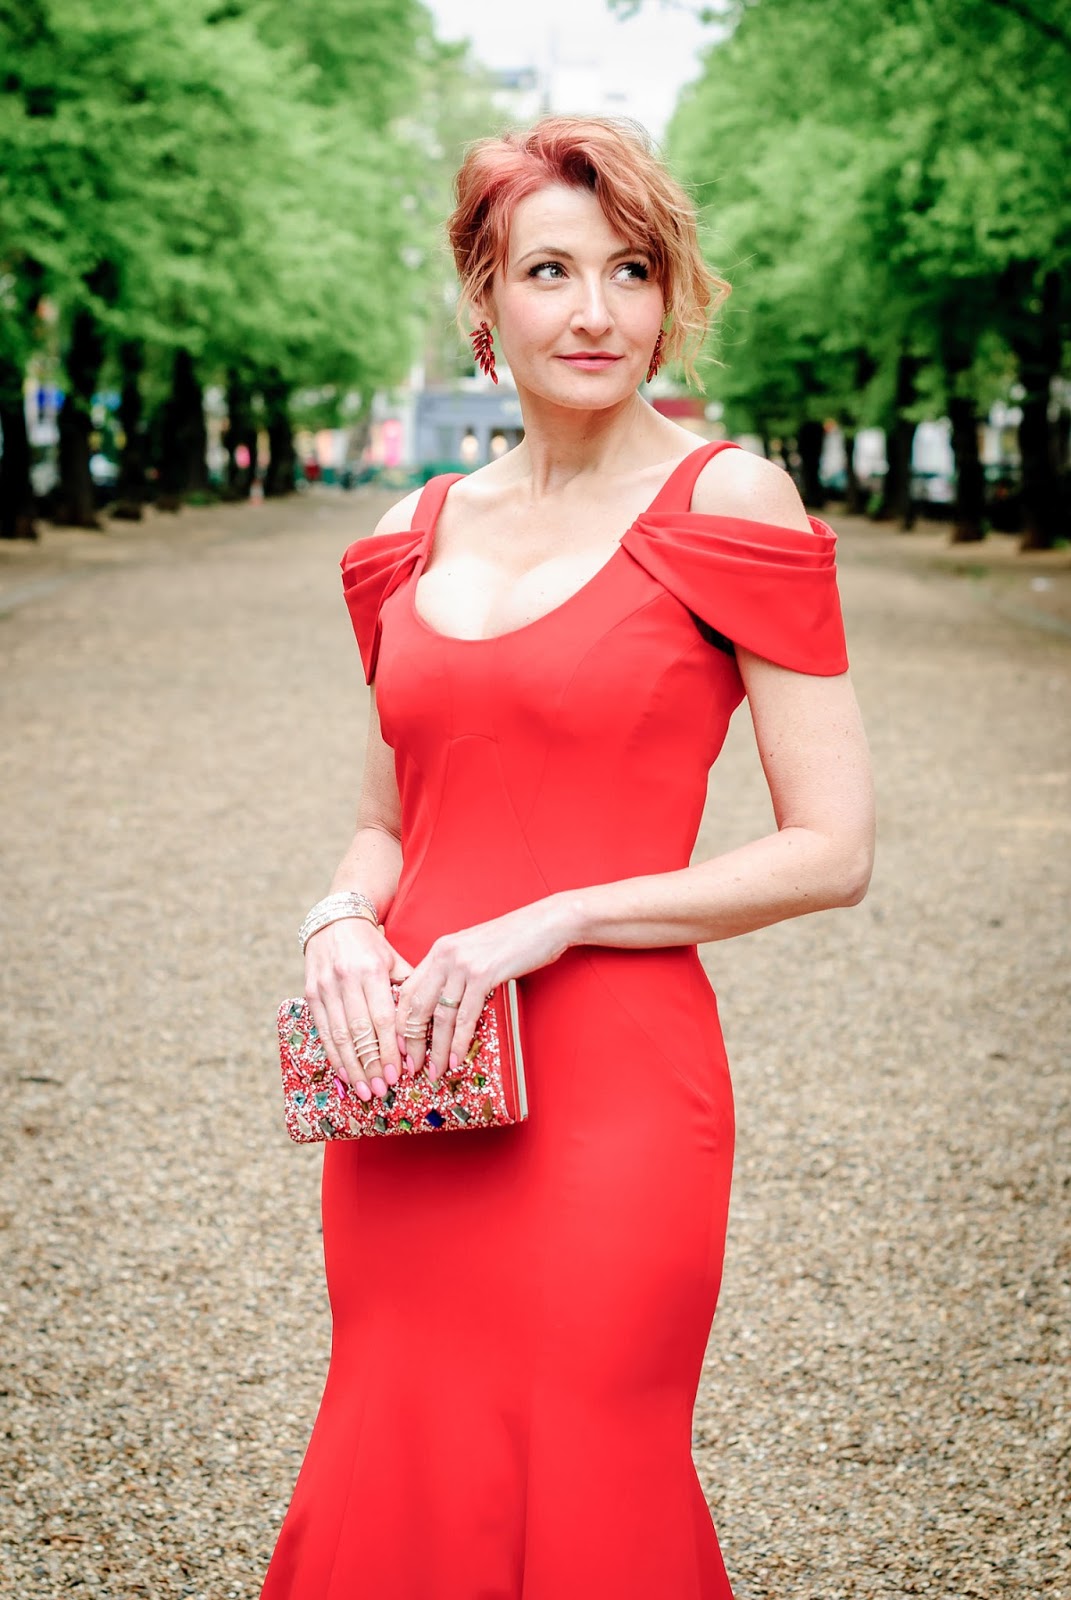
[262,117,874,1599]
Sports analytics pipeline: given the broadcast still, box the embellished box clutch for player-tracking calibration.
[277,980,527,1142]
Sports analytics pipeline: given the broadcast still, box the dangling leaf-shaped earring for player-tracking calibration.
[469,321,498,385]
[646,330,666,385]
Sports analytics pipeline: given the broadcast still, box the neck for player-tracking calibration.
[506,388,672,496]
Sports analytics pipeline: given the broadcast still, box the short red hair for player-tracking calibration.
[448,116,728,387]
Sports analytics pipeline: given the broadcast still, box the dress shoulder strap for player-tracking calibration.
[410,472,465,547]
[644,440,740,516]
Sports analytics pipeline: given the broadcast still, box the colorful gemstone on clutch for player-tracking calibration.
[374,1114,389,1133]
[480,1097,493,1121]
[452,1106,471,1123]
[287,1030,303,1051]
[398,1117,412,1131]
[292,1091,307,1108]
[473,1073,486,1089]
[425,1109,444,1127]
[317,1116,336,1138]
[308,1024,319,1041]
[465,1037,482,1063]
[333,1077,347,1100]
[313,1092,329,1110]
[445,1076,463,1093]
[384,1087,396,1108]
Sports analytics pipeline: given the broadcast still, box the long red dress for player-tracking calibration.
[261,440,848,1599]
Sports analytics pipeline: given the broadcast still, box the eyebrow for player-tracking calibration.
[515,245,650,264]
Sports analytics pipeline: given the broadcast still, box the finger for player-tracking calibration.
[389,950,415,983]
[321,994,374,1102]
[344,1003,391,1100]
[427,987,466,1081]
[305,990,339,1077]
[363,983,402,1090]
[395,983,433,1076]
[446,993,484,1075]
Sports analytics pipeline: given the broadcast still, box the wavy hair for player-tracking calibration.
[448,116,728,387]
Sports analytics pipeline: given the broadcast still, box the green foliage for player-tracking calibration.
[0,0,493,446]
[662,0,1071,437]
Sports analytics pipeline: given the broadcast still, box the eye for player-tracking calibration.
[615,260,650,282]
[528,261,567,280]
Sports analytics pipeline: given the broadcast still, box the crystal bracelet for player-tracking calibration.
[298,891,379,952]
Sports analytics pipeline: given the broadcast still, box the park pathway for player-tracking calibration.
[1,490,1068,1599]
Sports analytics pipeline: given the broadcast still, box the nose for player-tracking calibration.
[570,274,613,338]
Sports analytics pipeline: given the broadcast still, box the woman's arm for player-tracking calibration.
[561,655,873,947]
[303,491,424,1097]
[556,452,875,944]
[326,690,405,917]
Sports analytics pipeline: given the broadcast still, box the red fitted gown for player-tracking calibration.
[261,440,848,1599]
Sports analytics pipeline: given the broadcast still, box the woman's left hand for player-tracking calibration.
[394,896,574,1079]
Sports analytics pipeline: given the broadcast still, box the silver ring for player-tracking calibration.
[436,995,462,1009]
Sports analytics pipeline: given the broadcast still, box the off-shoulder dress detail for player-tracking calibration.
[262,440,849,1600]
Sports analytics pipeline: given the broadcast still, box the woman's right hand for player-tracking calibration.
[304,918,413,1101]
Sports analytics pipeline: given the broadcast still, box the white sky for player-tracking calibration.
[423,0,713,140]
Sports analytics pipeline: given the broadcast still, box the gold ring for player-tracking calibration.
[436,995,462,1009]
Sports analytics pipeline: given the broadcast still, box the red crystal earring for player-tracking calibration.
[646,330,666,385]
[469,321,498,385]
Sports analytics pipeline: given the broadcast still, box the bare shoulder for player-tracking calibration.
[372,486,424,537]
[692,445,814,534]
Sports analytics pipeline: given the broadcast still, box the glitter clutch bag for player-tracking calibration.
[277,980,527,1142]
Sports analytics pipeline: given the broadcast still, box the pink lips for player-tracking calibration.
[558,353,623,370]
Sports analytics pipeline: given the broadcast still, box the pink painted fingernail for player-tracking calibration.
[371,1076,387,1097]
[384,1061,399,1086]
[355,1081,372,1102]
[449,1051,458,1071]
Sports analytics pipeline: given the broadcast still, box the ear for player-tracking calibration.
[469,297,494,330]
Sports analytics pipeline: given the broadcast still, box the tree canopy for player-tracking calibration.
[651,0,1071,543]
[0,0,494,531]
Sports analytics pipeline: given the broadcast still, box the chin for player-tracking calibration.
[525,367,641,410]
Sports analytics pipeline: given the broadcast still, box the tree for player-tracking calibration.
[658,0,1071,544]
[0,0,482,530]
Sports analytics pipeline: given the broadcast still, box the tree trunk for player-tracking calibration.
[0,359,37,539]
[1054,403,1070,475]
[113,340,148,520]
[157,348,210,509]
[948,395,986,543]
[52,303,105,528]
[875,353,920,529]
[843,429,865,515]
[1007,267,1063,550]
[797,419,825,509]
[262,373,295,497]
[223,368,257,500]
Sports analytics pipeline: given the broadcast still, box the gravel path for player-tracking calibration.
[1,491,1068,1599]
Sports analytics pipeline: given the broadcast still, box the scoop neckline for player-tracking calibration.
[408,536,633,647]
[405,439,740,647]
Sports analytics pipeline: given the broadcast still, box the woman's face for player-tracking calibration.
[484,183,665,409]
